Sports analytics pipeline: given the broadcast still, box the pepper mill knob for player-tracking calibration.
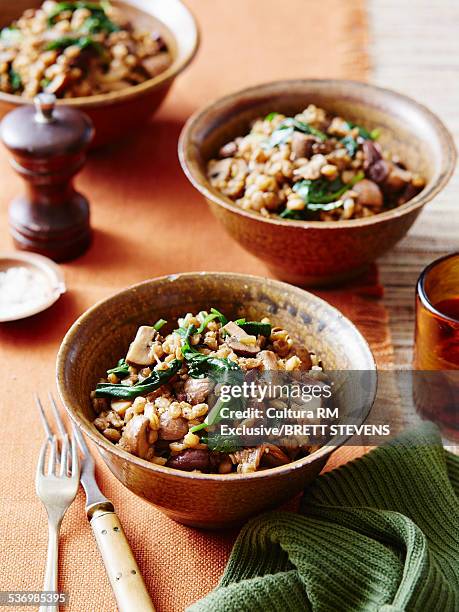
[0,94,94,261]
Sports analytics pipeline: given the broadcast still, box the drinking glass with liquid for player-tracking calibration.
[414,252,459,441]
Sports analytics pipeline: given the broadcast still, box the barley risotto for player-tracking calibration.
[207,105,425,221]
[92,308,323,474]
[0,1,172,98]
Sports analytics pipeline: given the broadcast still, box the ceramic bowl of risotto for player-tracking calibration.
[57,272,376,528]
[0,0,199,146]
[179,80,456,286]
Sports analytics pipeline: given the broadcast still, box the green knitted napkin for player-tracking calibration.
[189,423,459,612]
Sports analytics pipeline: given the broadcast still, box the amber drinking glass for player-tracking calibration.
[414,253,459,441]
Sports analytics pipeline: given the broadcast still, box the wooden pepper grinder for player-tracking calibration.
[0,93,94,261]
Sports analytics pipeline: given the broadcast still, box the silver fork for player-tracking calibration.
[35,394,79,612]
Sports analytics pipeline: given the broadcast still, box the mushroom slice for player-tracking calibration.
[158,413,188,441]
[260,444,291,468]
[223,321,261,356]
[142,53,172,78]
[352,179,383,208]
[166,449,210,472]
[118,414,150,459]
[184,377,211,405]
[230,446,264,473]
[291,132,315,159]
[126,326,158,366]
[257,350,278,371]
[384,164,412,193]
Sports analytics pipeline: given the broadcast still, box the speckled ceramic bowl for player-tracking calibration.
[57,272,376,528]
[179,80,456,286]
[0,0,199,147]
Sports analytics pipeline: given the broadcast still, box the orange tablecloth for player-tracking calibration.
[0,1,389,610]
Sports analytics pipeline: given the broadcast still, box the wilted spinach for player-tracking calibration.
[45,35,105,56]
[266,117,327,149]
[280,171,365,219]
[106,358,130,378]
[341,135,358,158]
[345,121,380,141]
[96,358,182,399]
[9,69,22,92]
[201,433,242,453]
[234,319,272,337]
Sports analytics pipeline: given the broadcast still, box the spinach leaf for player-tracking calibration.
[280,172,365,219]
[9,69,22,92]
[234,319,272,337]
[211,307,227,324]
[95,359,182,399]
[284,118,327,142]
[176,323,244,432]
[265,125,294,148]
[178,324,242,383]
[341,135,358,158]
[197,312,220,333]
[266,117,327,149]
[196,307,227,332]
[47,1,106,24]
[106,358,129,378]
[201,433,242,453]
[345,121,379,141]
[45,35,105,56]
[82,13,120,34]
[293,171,364,205]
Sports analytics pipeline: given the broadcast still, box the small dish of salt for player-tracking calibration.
[0,252,65,322]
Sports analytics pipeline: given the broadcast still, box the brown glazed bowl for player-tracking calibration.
[0,0,199,147]
[57,272,376,528]
[179,80,456,286]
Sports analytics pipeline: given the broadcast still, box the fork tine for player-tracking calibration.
[48,392,67,438]
[47,435,57,476]
[72,421,89,457]
[59,433,70,477]
[36,438,49,478]
[70,434,79,478]
[35,394,52,439]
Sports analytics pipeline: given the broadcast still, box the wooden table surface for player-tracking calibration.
[369,0,459,368]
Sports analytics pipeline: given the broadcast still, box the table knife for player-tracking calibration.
[72,424,155,612]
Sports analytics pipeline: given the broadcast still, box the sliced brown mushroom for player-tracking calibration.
[352,179,383,208]
[230,447,264,473]
[142,53,171,78]
[260,444,291,468]
[166,449,210,472]
[397,181,423,205]
[291,132,315,159]
[223,321,261,356]
[158,412,188,441]
[367,159,390,184]
[362,140,382,169]
[257,350,278,371]
[118,414,150,459]
[126,326,158,366]
[184,377,211,405]
[384,164,412,193]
